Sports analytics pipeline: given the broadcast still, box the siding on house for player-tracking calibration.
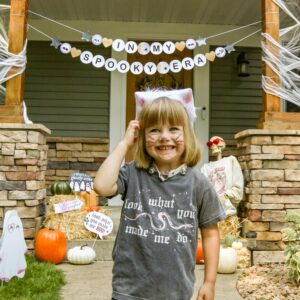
[24,41,111,138]
[209,47,262,141]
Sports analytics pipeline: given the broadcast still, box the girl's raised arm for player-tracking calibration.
[94,120,139,197]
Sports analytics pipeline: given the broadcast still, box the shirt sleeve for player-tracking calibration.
[116,163,130,200]
[224,156,244,204]
[198,180,226,228]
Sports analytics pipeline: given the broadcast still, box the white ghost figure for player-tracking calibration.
[80,181,86,191]
[74,181,80,192]
[0,210,27,282]
[85,182,91,192]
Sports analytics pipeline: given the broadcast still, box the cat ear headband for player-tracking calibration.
[134,88,197,126]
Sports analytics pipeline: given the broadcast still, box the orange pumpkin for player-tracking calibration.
[196,239,204,264]
[35,227,67,264]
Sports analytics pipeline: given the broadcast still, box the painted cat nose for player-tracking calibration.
[160,132,170,139]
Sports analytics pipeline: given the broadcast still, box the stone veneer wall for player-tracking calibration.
[235,129,300,264]
[0,124,50,250]
[45,137,109,192]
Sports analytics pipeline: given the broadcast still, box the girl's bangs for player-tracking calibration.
[142,98,186,128]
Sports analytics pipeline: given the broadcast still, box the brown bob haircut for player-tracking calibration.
[135,97,201,169]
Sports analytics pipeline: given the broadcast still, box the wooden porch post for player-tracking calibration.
[258,0,300,129]
[0,0,29,123]
[258,0,281,128]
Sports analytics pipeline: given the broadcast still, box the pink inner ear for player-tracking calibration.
[183,93,192,104]
[138,98,145,107]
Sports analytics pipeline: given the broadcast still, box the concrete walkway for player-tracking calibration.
[57,261,243,300]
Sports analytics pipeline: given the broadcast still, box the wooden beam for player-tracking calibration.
[3,0,29,122]
[259,0,281,128]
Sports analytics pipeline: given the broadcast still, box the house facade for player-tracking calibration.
[1,0,299,263]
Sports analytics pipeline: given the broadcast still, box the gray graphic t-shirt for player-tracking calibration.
[112,162,226,300]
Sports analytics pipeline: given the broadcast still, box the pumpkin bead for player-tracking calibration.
[35,227,67,264]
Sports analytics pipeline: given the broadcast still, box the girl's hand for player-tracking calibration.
[122,120,140,148]
[197,282,215,300]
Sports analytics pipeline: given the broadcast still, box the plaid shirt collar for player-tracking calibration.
[148,163,187,181]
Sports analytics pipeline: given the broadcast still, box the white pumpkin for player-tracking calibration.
[217,246,238,274]
[232,241,243,250]
[67,245,96,265]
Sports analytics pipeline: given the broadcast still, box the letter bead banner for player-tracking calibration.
[131,62,144,75]
[61,42,218,74]
[26,12,261,76]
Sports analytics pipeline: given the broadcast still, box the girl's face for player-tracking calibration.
[145,123,185,171]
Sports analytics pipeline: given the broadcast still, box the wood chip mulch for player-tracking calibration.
[236,263,299,300]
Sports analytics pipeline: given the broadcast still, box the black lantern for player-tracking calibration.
[237,51,250,77]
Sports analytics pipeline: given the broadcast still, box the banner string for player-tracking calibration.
[28,9,260,44]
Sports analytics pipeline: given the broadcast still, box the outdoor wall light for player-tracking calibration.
[237,51,250,77]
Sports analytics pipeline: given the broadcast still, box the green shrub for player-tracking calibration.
[281,212,300,285]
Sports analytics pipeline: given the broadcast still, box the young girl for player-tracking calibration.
[94,93,226,300]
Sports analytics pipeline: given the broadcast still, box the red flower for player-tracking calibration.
[206,138,224,148]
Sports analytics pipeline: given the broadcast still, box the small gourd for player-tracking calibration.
[218,246,238,274]
[50,181,72,195]
[223,234,236,247]
[67,244,96,265]
[232,240,243,250]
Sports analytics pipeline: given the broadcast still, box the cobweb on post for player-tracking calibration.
[0,4,27,99]
[261,0,300,108]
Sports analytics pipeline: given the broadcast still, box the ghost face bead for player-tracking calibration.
[92,34,103,46]
[60,43,71,54]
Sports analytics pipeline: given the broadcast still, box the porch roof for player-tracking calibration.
[3,0,260,26]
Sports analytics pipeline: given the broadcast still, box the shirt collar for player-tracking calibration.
[148,163,187,181]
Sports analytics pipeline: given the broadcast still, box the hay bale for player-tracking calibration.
[44,195,97,240]
[237,247,251,269]
[218,215,241,240]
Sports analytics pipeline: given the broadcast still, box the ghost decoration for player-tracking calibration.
[69,172,94,193]
[0,210,27,282]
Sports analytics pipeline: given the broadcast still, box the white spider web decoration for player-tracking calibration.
[0,5,27,98]
[262,0,300,107]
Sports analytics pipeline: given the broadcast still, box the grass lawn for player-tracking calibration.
[0,255,65,300]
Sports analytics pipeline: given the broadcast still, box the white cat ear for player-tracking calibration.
[134,88,196,125]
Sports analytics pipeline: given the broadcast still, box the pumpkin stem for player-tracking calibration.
[80,244,88,250]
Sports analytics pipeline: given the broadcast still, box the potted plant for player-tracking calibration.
[281,212,300,285]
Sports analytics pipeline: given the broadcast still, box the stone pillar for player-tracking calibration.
[235,129,300,264]
[0,124,50,250]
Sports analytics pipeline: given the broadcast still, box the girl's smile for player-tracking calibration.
[145,124,185,172]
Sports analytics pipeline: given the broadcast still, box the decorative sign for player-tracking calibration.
[84,212,113,239]
[54,199,84,214]
[69,172,93,192]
